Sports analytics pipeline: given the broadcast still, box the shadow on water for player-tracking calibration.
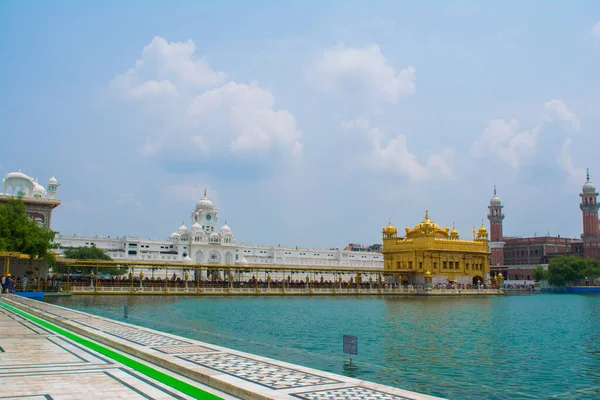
[45,294,600,400]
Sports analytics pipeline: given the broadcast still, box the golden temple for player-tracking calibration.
[382,210,490,286]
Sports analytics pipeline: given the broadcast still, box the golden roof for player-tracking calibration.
[405,210,450,239]
[382,219,398,236]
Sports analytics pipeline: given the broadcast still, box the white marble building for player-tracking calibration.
[55,190,384,271]
[1,170,60,229]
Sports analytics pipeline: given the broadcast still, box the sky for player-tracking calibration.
[1,1,600,248]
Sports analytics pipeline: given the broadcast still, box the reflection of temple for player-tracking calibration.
[382,211,490,286]
[1,170,60,229]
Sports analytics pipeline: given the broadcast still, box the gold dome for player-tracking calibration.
[405,210,449,239]
[382,219,398,236]
[497,272,503,279]
[425,270,432,276]
[450,224,459,239]
[478,223,488,238]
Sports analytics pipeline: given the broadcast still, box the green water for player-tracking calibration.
[45,294,600,399]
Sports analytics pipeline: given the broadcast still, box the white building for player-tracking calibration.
[1,170,60,229]
[55,190,384,271]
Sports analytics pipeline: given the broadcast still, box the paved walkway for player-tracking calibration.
[0,295,444,400]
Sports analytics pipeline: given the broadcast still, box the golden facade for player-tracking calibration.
[382,210,490,286]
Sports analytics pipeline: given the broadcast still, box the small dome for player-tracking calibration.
[490,194,501,206]
[382,219,397,236]
[177,223,188,234]
[32,182,46,198]
[170,231,180,239]
[221,224,232,234]
[583,169,596,194]
[196,189,214,211]
[5,171,33,181]
[583,181,596,194]
[48,176,58,185]
[191,222,202,232]
[450,226,459,239]
[182,255,193,264]
[478,224,488,237]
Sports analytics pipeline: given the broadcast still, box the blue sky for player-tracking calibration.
[1,1,600,247]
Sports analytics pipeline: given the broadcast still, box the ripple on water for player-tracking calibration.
[46,294,600,400]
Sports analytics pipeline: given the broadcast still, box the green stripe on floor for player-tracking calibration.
[0,300,222,400]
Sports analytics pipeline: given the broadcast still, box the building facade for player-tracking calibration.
[0,171,60,229]
[55,190,383,271]
[486,171,600,282]
[382,211,490,286]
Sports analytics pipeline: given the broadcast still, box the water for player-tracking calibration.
[45,294,600,399]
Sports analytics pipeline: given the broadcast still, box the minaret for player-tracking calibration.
[487,186,505,266]
[580,169,600,259]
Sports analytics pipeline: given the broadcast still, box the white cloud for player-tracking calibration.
[471,99,580,169]
[139,36,227,86]
[343,119,454,182]
[188,81,302,155]
[593,21,600,40]
[109,36,301,159]
[557,138,586,182]
[312,44,416,101]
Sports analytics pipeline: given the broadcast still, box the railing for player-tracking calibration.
[67,284,503,295]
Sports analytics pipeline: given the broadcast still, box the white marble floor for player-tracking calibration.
[0,303,238,400]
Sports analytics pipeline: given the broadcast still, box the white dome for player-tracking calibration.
[191,222,202,232]
[490,194,501,207]
[221,224,232,234]
[170,231,180,239]
[32,182,46,198]
[182,255,193,264]
[48,176,58,185]
[237,256,249,265]
[195,189,214,211]
[5,171,33,182]
[177,223,188,234]
[583,181,596,194]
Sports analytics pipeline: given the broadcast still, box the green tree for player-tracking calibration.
[547,255,600,287]
[0,198,56,263]
[533,265,548,282]
[55,246,127,276]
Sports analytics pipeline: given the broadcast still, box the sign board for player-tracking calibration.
[343,335,358,355]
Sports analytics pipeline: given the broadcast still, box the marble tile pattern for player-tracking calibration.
[178,352,340,389]
[291,387,412,400]
[1,295,443,400]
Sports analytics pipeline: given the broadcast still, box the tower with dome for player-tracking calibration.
[580,169,600,259]
[0,170,61,229]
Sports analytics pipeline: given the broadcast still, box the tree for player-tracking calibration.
[533,265,548,282]
[55,246,127,276]
[0,198,56,263]
[547,255,600,287]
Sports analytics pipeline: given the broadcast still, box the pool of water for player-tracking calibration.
[45,294,600,399]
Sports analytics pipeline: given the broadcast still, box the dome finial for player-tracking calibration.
[425,209,429,220]
[494,185,497,195]
[587,168,590,183]
[204,188,207,197]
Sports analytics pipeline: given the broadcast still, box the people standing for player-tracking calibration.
[22,275,28,292]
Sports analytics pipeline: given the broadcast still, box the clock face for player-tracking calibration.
[206,214,211,221]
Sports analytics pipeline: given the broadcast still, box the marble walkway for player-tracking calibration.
[0,295,444,400]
